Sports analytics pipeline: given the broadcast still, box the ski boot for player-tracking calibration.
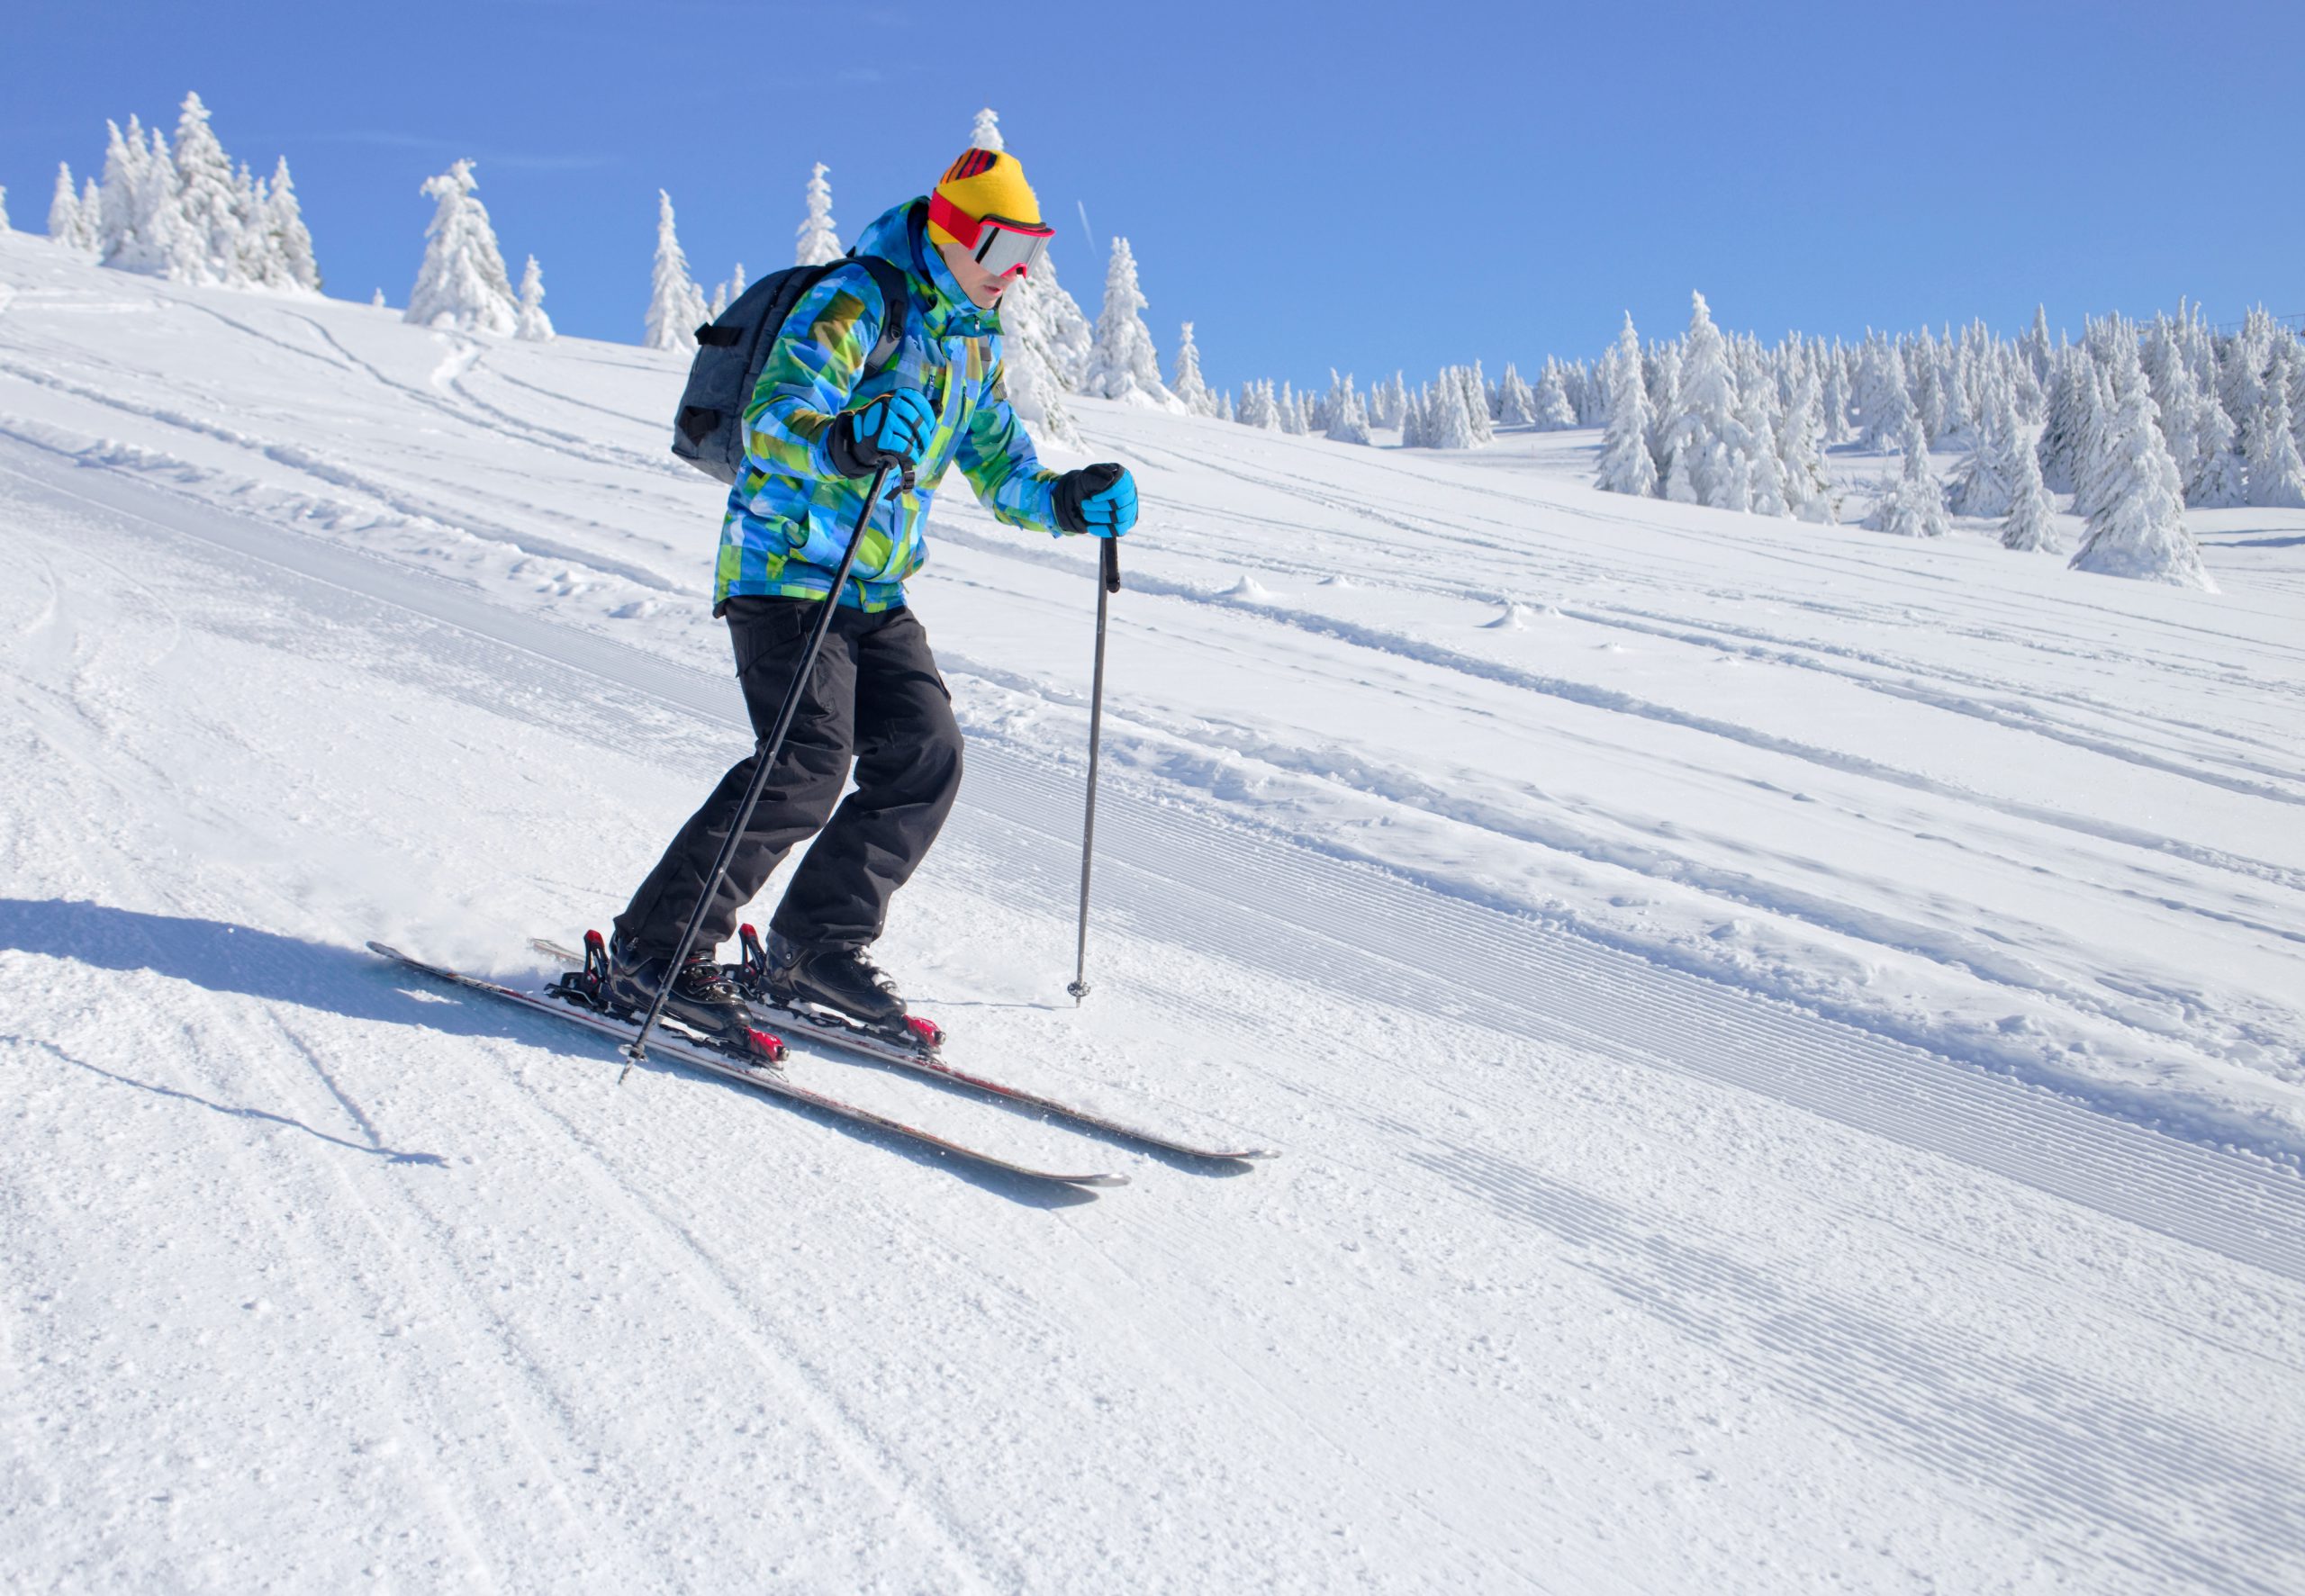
[737,924,944,1051]
[565,929,784,1066]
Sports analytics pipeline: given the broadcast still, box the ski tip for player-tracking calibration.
[366,940,402,960]
[1072,1173,1131,1188]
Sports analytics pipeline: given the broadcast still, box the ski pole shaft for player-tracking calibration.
[1067,536,1122,1002]
[623,455,903,1075]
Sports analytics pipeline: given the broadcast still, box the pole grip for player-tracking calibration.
[1100,536,1122,594]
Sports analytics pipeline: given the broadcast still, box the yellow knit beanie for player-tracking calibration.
[927,149,1041,247]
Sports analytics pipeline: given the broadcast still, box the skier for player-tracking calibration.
[607,147,1138,1054]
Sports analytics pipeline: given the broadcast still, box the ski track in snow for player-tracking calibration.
[5,242,2304,1593]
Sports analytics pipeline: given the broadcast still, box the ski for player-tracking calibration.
[531,933,1280,1164]
[368,942,1127,1188]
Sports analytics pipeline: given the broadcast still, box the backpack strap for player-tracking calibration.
[847,252,913,381]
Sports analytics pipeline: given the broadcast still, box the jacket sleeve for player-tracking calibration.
[740,266,885,482]
[956,340,1063,532]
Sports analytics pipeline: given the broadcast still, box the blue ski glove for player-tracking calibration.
[827,388,936,478]
[1054,463,1138,538]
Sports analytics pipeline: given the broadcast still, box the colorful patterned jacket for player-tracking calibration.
[715,198,1064,611]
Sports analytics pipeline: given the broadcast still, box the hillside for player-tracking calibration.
[4,233,2303,1593]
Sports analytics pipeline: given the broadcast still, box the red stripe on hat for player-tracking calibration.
[943,149,997,183]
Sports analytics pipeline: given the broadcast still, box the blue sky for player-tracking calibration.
[7,0,2299,392]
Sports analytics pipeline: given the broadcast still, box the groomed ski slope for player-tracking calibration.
[3,235,2302,1592]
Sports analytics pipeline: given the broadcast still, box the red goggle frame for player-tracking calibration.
[928,192,1053,279]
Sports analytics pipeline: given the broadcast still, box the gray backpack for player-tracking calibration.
[670,252,911,483]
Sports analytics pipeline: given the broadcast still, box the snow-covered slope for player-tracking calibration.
[4,233,2302,1593]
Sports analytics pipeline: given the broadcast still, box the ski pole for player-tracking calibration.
[622,452,908,1077]
[1067,535,1122,1003]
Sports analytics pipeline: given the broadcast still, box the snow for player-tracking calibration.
[3,231,2303,1591]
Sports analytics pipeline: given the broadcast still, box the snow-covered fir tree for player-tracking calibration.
[1276,382,1305,434]
[2001,423,2059,552]
[2249,345,2305,506]
[1735,374,1788,517]
[1080,238,1182,410]
[1664,293,1741,506]
[1776,361,1836,522]
[980,244,1083,448]
[1868,416,1951,537]
[1595,314,1659,497]
[2068,338,2212,589]
[970,108,1004,152]
[1948,374,2019,518]
[1370,372,1408,431]
[795,164,841,267]
[643,188,709,350]
[2186,379,2248,508]
[1496,364,1537,427]
[2245,344,2305,509]
[0,186,9,232]
[1424,372,1478,449]
[1460,362,1496,445]
[1532,358,1577,428]
[47,164,90,248]
[97,118,175,275]
[1171,321,1216,415]
[515,256,555,341]
[169,92,242,284]
[1324,372,1371,445]
[406,160,519,335]
[263,158,321,292]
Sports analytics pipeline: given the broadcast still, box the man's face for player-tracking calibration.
[936,237,1013,311]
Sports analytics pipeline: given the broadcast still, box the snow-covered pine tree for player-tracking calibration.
[1867,415,1951,537]
[1820,338,1852,445]
[1735,375,1788,517]
[1461,362,1496,445]
[1857,335,1915,451]
[1777,360,1835,522]
[1276,381,1305,434]
[2001,424,2059,552]
[1595,314,1659,498]
[170,92,243,284]
[2020,304,2055,385]
[1171,321,1215,415]
[1325,372,1372,444]
[1532,357,1577,428]
[971,107,1004,152]
[1080,238,1182,409]
[1668,292,1739,505]
[264,158,321,292]
[795,164,841,267]
[97,117,172,275]
[2036,345,2093,492]
[1217,390,1234,422]
[2069,338,2213,588]
[1948,373,2018,518]
[406,160,519,334]
[1426,373,1477,449]
[2186,382,2247,508]
[981,247,1084,447]
[1496,364,1538,427]
[2245,344,2305,509]
[0,186,8,232]
[516,256,555,341]
[1646,340,1681,481]
[642,188,709,350]
[47,164,87,248]
[1399,383,1427,447]
[371,288,386,308]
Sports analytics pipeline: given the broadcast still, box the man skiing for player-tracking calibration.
[607,147,1138,1057]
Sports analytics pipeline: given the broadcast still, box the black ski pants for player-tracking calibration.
[613,596,963,958]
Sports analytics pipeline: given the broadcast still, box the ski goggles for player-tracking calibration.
[928,193,1054,279]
